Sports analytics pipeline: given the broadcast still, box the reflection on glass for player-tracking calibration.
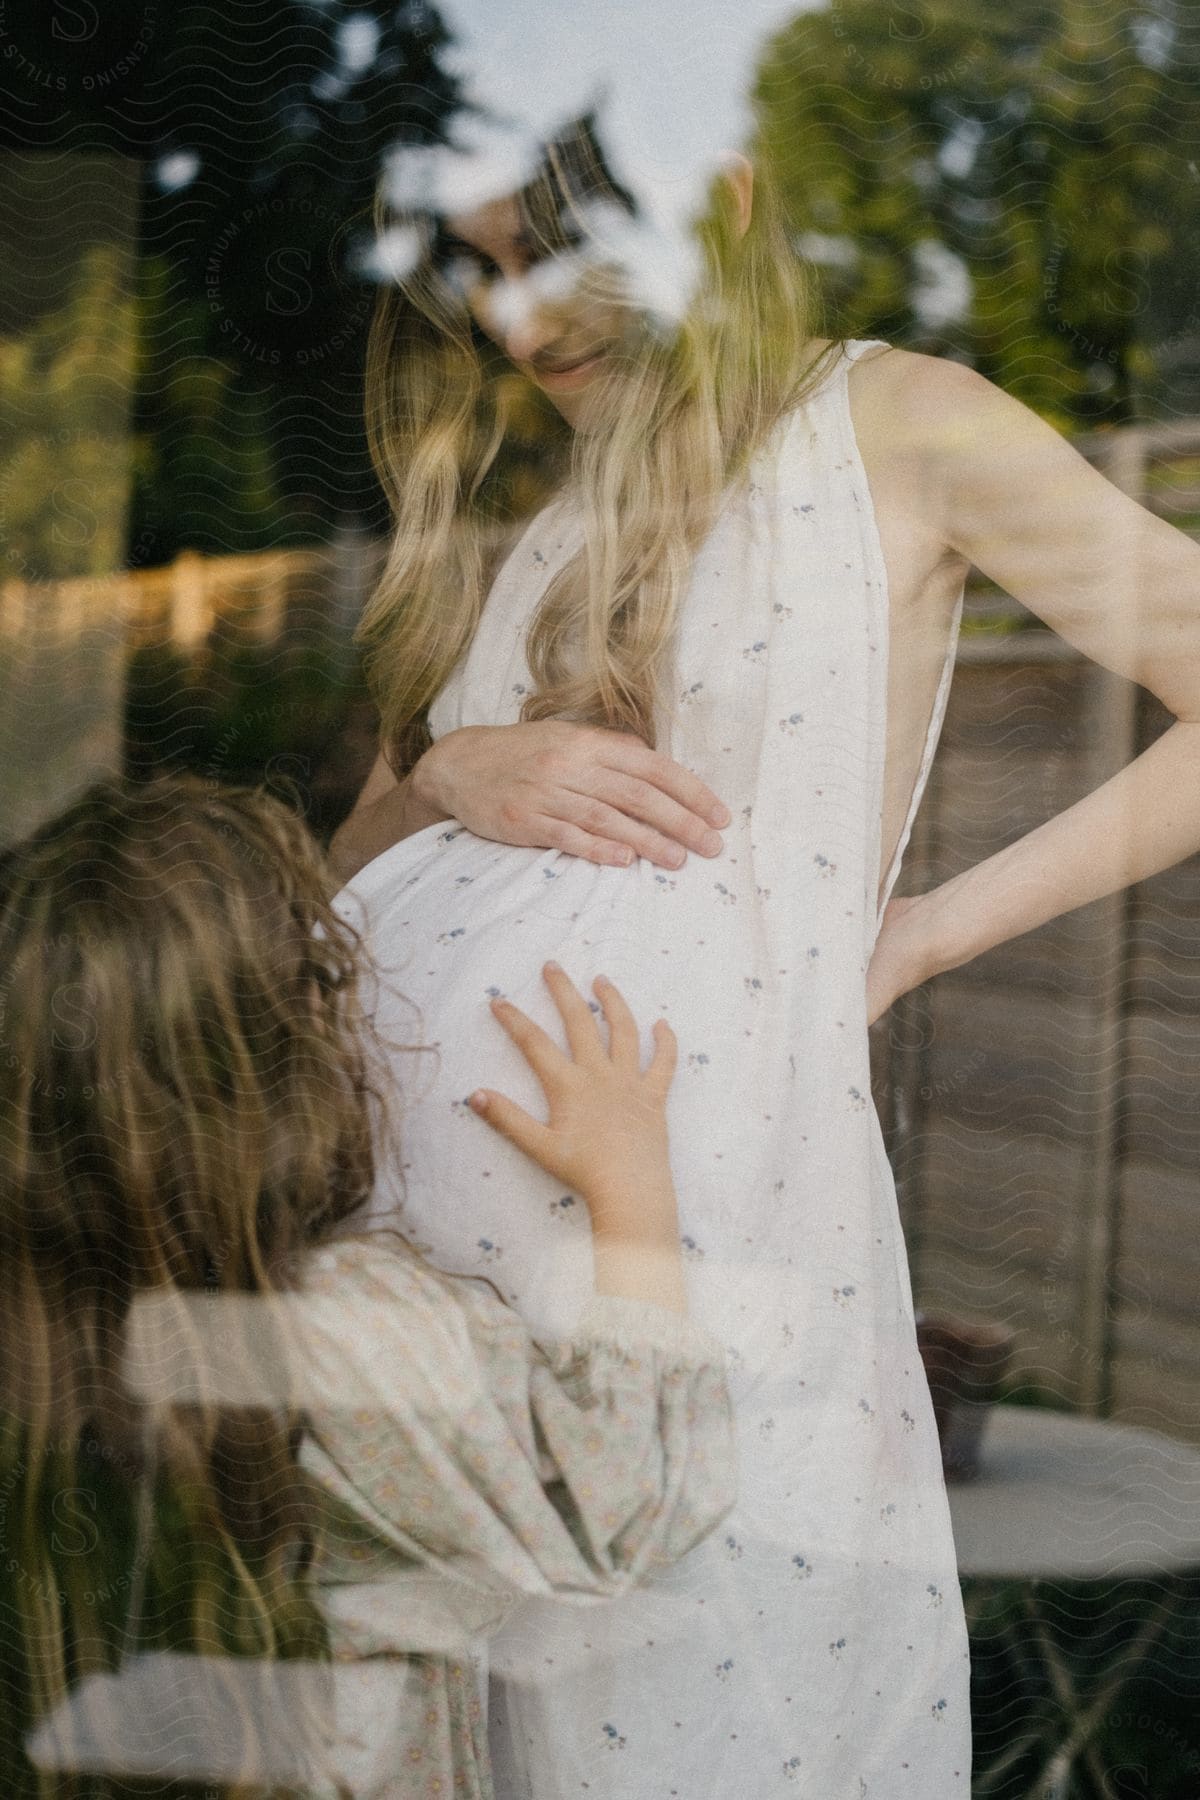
[3,6,1200,1798]
[0,152,139,846]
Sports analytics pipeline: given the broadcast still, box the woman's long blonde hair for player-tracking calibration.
[357,113,846,772]
[0,775,384,1798]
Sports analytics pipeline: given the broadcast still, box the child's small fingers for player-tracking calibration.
[489,996,568,1087]
[469,1089,555,1166]
[646,1018,678,1096]
[542,961,604,1063]
[593,975,640,1068]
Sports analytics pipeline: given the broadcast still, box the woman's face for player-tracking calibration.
[438,159,751,427]
[439,194,636,429]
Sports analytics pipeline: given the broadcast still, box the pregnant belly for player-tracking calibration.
[346,821,727,1078]
[336,820,870,1360]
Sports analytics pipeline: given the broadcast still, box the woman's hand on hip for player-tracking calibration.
[866,890,955,1025]
[412,721,731,870]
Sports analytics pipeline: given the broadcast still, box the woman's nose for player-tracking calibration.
[504,312,556,365]
[497,285,563,366]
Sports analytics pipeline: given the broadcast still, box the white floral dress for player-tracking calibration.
[337,339,972,1797]
[299,1236,734,1799]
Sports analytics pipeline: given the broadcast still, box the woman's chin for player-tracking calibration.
[546,371,623,431]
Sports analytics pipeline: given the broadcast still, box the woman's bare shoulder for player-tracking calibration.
[840,343,988,570]
[846,341,971,419]
[844,343,991,503]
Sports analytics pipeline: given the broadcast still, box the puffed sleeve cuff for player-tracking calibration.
[570,1295,726,1368]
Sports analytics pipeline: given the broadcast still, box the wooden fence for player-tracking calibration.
[0,529,385,845]
[117,536,383,663]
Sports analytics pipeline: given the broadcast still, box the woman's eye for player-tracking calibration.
[445,251,501,295]
[442,235,576,298]
[443,253,482,295]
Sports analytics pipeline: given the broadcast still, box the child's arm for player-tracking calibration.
[302,968,732,1614]
[123,1233,733,1629]
[469,962,687,1314]
[299,1237,734,1611]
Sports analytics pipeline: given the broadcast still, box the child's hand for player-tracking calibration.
[469,963,678,1236]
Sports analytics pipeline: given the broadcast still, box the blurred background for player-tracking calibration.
[3,2,1200,1792]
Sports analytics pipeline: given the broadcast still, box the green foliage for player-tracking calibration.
[123,635,372,839]
[966,1571,1200,1797]
[755,0,1200,426]
[11,0,1199,569]
[0,243,139,584]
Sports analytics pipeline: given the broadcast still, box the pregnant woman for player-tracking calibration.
[333,118,1200,1798]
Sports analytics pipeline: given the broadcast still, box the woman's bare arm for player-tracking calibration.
[871,353,1200,1006]
[328,750,450,884]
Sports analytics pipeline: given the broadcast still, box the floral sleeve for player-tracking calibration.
[298,1237,736,1608]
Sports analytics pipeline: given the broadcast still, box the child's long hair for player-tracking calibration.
[356,110,846,775]
[0,774,384,1798]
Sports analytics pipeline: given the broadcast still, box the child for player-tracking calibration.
[0,773,734,1800]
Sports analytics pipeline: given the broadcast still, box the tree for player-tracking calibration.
[1,0,465,564]
[754,0,1200,426]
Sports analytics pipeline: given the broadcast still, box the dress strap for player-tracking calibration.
[842,336,891,364]
[874,586,964,931]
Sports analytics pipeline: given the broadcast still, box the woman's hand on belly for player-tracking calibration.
[413,721,731,871]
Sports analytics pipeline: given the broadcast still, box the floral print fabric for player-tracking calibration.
[299,1237,735,1798]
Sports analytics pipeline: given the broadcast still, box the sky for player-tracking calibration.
[368,0,825,321]
[436,0,822,203]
